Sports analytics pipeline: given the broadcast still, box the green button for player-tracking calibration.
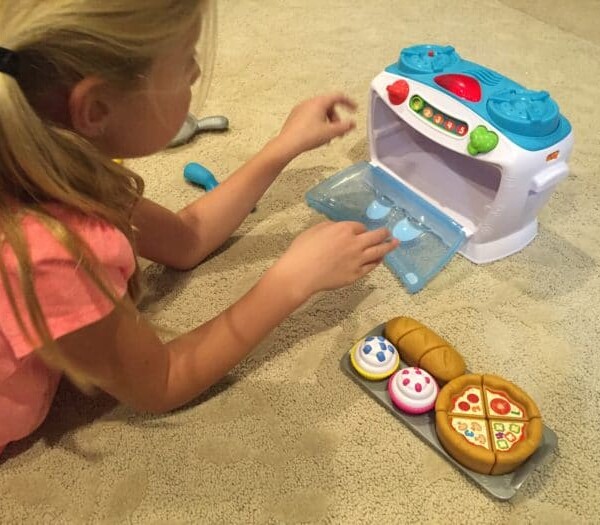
[468,125,499,155]
[409,95,424,112]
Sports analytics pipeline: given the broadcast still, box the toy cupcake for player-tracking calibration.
[350,336,400,380]
[388,367,439,414]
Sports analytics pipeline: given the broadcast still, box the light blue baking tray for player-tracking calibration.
[306,161,466,292]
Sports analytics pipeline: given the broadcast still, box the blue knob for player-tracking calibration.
[366,199,392,220]
[184,162,219,191]
[392,218,422,243]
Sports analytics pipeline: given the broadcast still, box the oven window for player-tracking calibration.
[371,95,501,231]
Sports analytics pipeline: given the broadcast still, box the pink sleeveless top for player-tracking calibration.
[0,205,135,455]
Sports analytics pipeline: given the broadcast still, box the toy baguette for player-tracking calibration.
[383,317,465,384]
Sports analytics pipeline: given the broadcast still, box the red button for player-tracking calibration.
[386,80,409,105]
[434,73,482,102]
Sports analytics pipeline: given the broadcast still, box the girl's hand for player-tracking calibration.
[272,221,399,301]
[276,93,358,158]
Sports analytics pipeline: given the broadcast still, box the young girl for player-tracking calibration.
[0,0,397,455]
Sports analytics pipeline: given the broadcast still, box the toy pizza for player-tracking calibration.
[435,374,543,475]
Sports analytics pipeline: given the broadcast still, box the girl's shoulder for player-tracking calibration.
[2,203,135,274]
[0,203,136,361]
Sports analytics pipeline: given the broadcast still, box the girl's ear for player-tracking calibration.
[68,76,112,138]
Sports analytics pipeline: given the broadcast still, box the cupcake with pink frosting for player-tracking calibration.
[388,367,439,414]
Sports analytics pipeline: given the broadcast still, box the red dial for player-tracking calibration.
[386,80,409,105]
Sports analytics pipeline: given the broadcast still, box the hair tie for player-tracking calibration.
[0,47,20,79]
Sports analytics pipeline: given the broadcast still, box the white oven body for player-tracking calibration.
[368,72,574,263]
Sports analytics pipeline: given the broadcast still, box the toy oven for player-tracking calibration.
[307,45,573,292]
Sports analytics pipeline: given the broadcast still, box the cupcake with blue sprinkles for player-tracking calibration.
[350,336,400,380]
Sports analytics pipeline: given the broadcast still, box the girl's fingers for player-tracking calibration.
[361,240,398,265]
[344,221,368,234]
[359,260,383,277]
[358,227,395,247]
[328,119,356,138]
[320,92,358,112]
[327,107,341,123]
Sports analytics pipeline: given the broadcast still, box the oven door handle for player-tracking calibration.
[530,163,568,193]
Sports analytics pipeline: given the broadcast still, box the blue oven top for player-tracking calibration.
[385,44,571,151]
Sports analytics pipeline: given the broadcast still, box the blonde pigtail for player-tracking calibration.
[0,0,214,391]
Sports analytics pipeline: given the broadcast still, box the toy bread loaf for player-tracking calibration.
[383,317,465,384]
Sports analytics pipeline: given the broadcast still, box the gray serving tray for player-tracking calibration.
[341,325,558,500]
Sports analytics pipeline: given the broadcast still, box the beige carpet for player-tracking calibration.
[2,0,600,522]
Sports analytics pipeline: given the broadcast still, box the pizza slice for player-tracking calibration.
[489,419,527,451]
[449,386,486,417]
[449,416,491,450]
[435,411,496,474]
[483,374,541,420]
[484,388,525,419]
[489,417,544,475]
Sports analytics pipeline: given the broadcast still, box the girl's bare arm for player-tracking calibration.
[56,220,396,412]
[56,262,306,413]
[133,93,357,270]
[132,137,291,270]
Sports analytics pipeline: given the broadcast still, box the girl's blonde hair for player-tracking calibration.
[0,0,215,390]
